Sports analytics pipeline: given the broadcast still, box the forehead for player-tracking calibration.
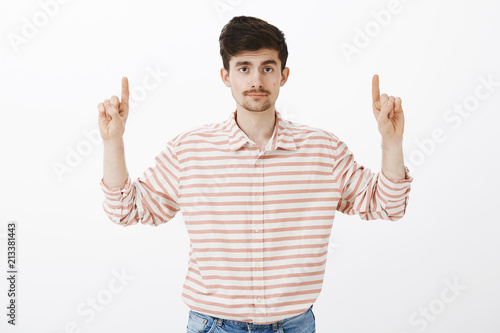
[229,48,280,65]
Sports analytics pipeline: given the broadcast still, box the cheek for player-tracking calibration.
[232,83,245,95]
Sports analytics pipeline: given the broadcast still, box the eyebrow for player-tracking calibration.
[234,59,278,67]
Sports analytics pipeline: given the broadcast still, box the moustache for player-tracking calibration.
[244,90,270,95]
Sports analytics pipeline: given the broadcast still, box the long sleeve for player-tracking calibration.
[99,139,181,226]
[332,138,413,221]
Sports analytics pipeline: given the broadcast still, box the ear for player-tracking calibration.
[220,67,231,87]
[279,67,290,87]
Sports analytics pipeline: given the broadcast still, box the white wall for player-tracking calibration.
[0,0,499,332]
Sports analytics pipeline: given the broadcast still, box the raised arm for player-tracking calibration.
[97,77,181,227]
[333,75,413,221]
[98,77,130,190]
[372,74,406,181]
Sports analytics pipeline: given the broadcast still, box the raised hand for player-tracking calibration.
[98,77,130,141]
[371,74,404,139]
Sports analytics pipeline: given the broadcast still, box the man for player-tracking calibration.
[98,15,412,333]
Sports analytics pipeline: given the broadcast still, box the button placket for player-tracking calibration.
[252,154,265,316]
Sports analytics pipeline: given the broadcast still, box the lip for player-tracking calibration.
[247,94,267,97]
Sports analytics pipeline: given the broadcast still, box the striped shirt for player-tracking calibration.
[99,109,413,324]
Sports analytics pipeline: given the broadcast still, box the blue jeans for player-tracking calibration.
[186,305,315,333]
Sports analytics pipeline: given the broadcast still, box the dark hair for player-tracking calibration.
[219,16,288,72]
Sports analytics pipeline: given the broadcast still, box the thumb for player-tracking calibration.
[97,103,109,120]
[104,99,120,119]
[380,96,394,121]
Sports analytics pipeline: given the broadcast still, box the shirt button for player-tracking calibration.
[255,228,260,233]
[255,160,260,166]
[254,194,260,200]
[257,297,261,303]
[255,263,260,269]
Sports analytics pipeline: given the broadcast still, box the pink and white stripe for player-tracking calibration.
[100,109,413,324]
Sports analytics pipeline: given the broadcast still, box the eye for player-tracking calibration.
[264,67,273,73]
[239,67,248,73]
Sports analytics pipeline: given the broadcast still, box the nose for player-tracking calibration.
[250,70,263,89]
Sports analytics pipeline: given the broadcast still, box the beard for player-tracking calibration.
[241,89,273,112]
[241,98,272,112]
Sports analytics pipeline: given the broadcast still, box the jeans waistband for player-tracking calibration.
[189,304,313,329]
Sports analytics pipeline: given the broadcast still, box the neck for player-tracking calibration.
[235,106,276,145]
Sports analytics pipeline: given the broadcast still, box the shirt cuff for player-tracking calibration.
[380,166,413,185]
[377,166,413,204]
[99,176,132,200]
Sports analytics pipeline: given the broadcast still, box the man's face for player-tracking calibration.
[220,48,289,113]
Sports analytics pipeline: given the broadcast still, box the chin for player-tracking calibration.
[244,106,272,112]
[243,102,273,112]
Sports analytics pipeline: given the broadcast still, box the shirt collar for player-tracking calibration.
[226,109,297,152]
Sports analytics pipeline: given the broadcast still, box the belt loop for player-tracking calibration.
[272,321,278,331]
[216,317,223,326]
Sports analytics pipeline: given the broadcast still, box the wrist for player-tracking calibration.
[382,135,403,147]
[103,137,124,147]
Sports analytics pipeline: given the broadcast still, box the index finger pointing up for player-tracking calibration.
[121,77,129,105]
[372,74,380,106]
